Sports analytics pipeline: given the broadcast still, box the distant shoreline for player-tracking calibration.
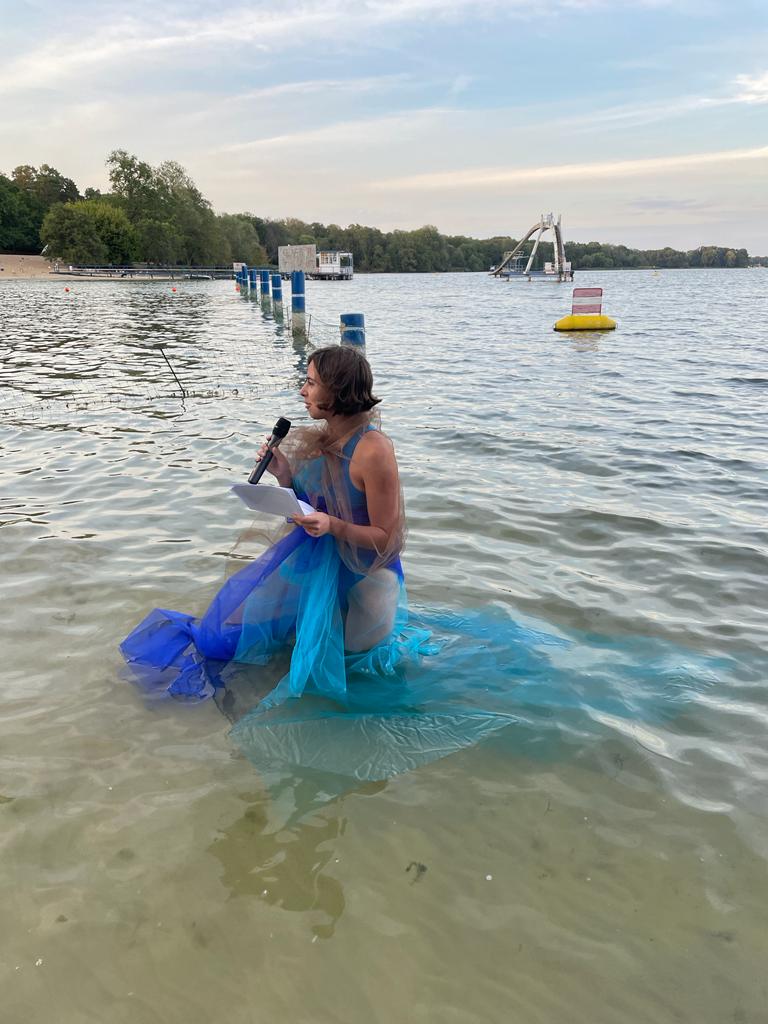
[0,254,196,281]
[1,253,762,281]
[0,254,55,279]
[0,253,92,281]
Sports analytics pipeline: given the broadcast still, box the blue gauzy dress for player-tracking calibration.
[122,429,732,783]
[120,427,430,708]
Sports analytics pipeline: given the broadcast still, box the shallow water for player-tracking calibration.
[1,269,767,1023]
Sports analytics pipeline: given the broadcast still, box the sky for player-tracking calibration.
[1,0,767,251]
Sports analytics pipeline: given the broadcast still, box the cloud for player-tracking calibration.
[729,70,768,105]
[449,74,473,96]
[0,0,686,97]
[563,96,710,130]
[627,197,712,212]
[551,66,768,133]
[370,145,768,190]
[230,74,413,104]
[217,107,455,154]
[0,17,267,96]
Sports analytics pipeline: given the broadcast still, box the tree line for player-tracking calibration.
[0,151,752,271]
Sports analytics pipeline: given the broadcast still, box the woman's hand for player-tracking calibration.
[254,436,291,485]
[292,511,333,538]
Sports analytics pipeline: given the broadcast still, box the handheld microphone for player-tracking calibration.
[248,417,291,484]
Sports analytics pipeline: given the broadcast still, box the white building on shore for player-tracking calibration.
[278,244,353,280]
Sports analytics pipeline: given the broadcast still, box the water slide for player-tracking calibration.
[489,222,542,276]
[490,214,568,277]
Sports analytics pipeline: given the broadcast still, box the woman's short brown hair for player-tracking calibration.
[309,346,381,416]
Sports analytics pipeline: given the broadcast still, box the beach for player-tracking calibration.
[0,254,219,282]
[0,253,56,279]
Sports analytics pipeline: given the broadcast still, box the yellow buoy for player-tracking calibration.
[555,288,616,331]
[554,313,617,332]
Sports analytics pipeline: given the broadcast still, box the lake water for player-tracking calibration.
[1,269,767,1024]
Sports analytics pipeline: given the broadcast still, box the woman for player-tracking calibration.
[121,346,422,707]
[262,346,403,652]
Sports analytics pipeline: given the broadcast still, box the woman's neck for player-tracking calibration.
[322,412,367,441]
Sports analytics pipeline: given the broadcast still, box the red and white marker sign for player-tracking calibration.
[571,287,603,315]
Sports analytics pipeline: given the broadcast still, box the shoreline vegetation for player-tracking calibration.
[1,251,763,283]
[1,151,762,276]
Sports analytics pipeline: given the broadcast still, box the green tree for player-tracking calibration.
[2,164,80,252]
[0,173,42,252]
[105,151,230,264]
[41,199,136,264]
[155,159,220,264]
[106,149,163,222]
[216,213,267,265]
[12,164,79,208]
[135,218,182,264]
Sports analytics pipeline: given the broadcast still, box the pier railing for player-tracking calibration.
[51,265,237,280]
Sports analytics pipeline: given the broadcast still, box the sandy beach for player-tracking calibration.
[0,253,57,279]
[0,254,199,282]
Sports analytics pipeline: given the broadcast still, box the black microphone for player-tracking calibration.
[248,417,291,484]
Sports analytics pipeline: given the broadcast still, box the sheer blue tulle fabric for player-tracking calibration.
[121,431,734,783]
[119,525,419,702]
[120,429,419,710]
[120,534,732,783]
[224,604,733,782]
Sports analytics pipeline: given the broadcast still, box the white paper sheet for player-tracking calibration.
[231,483,315,518]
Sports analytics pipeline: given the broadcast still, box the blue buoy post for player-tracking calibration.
[340,313,365,349]
[271,272,283,318]
[249,267,259,294]
[291,270,306,336]
[259,269,271,311]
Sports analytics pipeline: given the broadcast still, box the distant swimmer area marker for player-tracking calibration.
[554,287,617,331]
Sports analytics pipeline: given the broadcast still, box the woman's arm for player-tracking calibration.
[332,432,400,551]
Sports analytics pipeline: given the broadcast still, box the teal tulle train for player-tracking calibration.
[120,519,733,782]
[121,428,735,784]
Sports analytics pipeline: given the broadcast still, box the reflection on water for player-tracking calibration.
[2,271,768,1023]
[210,789,347,940]
[567,333,602,353]
[210,773,389,941]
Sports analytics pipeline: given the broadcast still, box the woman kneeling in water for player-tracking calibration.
[121,345,419,704]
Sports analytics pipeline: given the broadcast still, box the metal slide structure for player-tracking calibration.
[490,213,573,281]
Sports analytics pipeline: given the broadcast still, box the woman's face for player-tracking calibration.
[300,362,331,419]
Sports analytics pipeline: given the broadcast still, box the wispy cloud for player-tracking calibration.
[728,70,768,105]
[230,74,413,104]
[0,0,689,96]
[218,107,456,154]
[449,74,473,96]
[1,0,764,249]
[627,197,712,212]
[562,95,710,131]
[371,145,768,190]
[0,17,269,96]
[559,67,768,132]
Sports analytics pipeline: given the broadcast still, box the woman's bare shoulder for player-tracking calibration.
[356,429,395,460]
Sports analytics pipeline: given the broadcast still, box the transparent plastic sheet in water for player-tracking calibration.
[223,605,736,783]
[121,523,737,785]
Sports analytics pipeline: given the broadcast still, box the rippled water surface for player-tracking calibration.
[1,270,767,1024]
